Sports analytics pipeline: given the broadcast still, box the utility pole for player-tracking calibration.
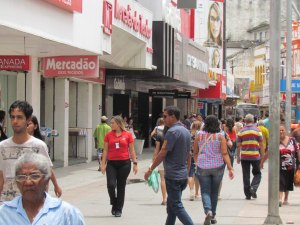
[286,0,292,134]
[264,0,283,224]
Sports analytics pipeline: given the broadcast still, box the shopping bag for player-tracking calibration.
[147,169,160,193]
[294,169,300,187]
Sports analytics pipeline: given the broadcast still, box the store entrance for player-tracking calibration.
[113,94,129,117]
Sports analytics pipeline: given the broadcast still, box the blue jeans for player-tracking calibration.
[165,178,194,225]
[196,165,225,216]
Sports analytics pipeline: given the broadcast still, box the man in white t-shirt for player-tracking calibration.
[0,100,61,202]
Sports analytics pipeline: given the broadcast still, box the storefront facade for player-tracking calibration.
[0,0,106,166]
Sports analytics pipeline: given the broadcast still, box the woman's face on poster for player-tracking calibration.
[209,7,221,40]
[213,50,220,67]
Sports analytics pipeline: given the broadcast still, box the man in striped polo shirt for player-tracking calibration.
[237,114,263,200]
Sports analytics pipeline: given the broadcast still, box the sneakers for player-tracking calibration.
[211,218,217,224]
[115,210,122,217]
[111,206,116,216]
[245,196,251,200]
[250,188,257,199]
[204,211,213,225]
[190,189,195,201]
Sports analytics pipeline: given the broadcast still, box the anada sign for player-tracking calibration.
[0,56,31,71]
[42,56,99,78]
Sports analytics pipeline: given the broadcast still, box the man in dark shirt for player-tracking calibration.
[145,106,193,225]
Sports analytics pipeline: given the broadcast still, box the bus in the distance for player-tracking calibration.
[235,103,260,119]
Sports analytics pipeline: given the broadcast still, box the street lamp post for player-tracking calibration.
[264,0,283,224]
[286,0,292,134]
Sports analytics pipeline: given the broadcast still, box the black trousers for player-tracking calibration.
[106,160,131,212]
[241,160,261,197]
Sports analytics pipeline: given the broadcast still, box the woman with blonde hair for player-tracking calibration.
[188,120,201,200]
[101,115,138,217]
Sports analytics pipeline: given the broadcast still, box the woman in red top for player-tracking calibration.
[101,115,138,217]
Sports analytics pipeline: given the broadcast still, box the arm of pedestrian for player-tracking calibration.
[50,169,62,197]
[152,141,160,161]
[236,143,241,164]
[144,140,167,181]
[129,142,138,175]
[193,134,200,163]
[260,152,268,169]
[220,136,234,178]
[101,142,108,174]
[259,141,264,157]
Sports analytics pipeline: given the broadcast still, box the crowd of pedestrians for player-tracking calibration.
[0,101,300,225]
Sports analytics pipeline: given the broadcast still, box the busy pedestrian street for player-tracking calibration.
[49,148,300,225]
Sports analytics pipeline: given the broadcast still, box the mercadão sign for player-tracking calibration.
[0,55,31,71]
[41,56,99,78]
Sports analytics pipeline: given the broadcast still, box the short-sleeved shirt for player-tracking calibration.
[237,124,263,160]
[263,118,270,130]
[93,123,111,149]
[0,193,85,225]
[104,130,133,160]
[258,125,269,150]
[280,137,298,171]
[0,136,53,201]
[163,122,191,180]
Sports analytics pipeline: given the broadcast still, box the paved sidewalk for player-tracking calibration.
[49,148,300,225]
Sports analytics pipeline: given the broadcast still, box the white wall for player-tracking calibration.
[0,0,102,54]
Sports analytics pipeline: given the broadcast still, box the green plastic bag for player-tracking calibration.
[147,168,160,193]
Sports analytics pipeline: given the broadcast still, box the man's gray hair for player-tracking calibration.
[15,153,51,179]
[258,119,265,126]
[244,114,254,123]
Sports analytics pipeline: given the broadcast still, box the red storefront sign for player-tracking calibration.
[0,56,31,71]
[103,0,113,35]
[45,0,82,13]
[42,56,99,78]
[114,0,152,39]
[81,68,106,84]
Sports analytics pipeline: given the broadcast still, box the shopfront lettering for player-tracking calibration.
[187,54,208,73]
[114,0,152,39]
[42,56,99,78]
[114,78,125,90]
[46,58,96,70]
[0,56,31,71]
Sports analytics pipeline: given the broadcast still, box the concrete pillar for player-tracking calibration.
[44,78,54,160]
[54,78,69,167]
[77,82,93,162]
[26,57,41,119]
[92,84,103,159]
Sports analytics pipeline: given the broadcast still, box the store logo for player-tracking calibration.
[42,56,99,78]
[0,56,31,71]
[114,0,152,39]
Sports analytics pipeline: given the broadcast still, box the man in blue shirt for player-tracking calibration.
[145,106,193,225]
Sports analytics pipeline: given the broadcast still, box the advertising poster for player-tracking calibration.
[194,0,224,71]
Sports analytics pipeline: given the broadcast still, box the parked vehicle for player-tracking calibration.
[235,103,260,118]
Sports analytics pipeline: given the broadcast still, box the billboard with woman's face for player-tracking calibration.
[194,0,223,70]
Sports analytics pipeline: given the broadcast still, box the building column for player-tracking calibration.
[54,78,69,167]
[77,82,93,162]
[26,57,41,118]
[92,84,103,159]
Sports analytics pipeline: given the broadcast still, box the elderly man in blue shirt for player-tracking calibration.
[0,153,85,225]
